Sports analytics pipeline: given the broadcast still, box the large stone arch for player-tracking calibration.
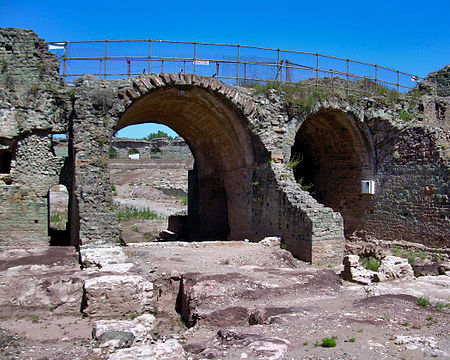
[115,74,258,241]
[291,108,376,234]
[71,73,345,263]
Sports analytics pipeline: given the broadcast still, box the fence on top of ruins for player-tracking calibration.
[48,39,423,93]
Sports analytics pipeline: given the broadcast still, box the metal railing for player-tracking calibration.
[48,39,423,92]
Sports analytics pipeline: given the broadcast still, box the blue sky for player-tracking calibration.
[1,0,448,138]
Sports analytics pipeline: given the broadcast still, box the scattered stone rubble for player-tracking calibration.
[342,255,414,285]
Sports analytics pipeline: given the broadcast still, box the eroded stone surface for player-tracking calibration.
[108,339,186,360]
[82,275,154,317]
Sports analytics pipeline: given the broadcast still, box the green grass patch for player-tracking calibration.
[360,257,380,271]
[348,337,356,343]
[114,205,159,222]
[321,337,337,348]
[417,297,429,307]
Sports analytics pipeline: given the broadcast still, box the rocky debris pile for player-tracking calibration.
[341,255,414,285]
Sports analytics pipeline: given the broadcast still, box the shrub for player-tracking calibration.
[321,337,337,348]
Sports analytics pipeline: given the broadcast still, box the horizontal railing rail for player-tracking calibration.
[48,39,423,93]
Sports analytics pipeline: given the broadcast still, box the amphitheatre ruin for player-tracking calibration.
[0,28,449,359]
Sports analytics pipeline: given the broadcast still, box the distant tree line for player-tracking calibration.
[142,131,174,141]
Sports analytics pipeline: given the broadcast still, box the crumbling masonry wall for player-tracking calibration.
[0,28,448,262]
[0,28,71,246]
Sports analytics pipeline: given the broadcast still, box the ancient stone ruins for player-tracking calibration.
[0,28,449,359]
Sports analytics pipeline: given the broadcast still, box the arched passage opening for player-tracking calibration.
[116,85,255,241]
[110,123,193,243]
[291,109,375,235]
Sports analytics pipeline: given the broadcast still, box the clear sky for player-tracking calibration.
[1,0,448,138]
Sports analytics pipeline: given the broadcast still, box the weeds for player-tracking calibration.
[348,337,356,343]
[288,153,303,169]
[360,257,380,271]
[297,177,314,192]
[391,247,421,264]
[114,205,159,222]
[175,195,188,206]
[417,297,429,307]
[399,110,414,121]
[130,312,138,320]
[250,82,330,113]
[321,337,337,348]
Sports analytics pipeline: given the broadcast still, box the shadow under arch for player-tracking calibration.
[116,84,256,241]
[291,108,376,235]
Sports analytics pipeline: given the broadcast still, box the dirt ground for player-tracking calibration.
[1,159,449,360]
[0,242,449,360]
[109,160,190,243]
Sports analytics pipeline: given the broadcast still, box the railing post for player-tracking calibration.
[244,62,247,84]
[277,49,280,81]
[127,59,131,78]
[99,59,102,77]
[63,41,68,81]
[331,69,334,90]
[148,39,152,74]
[316,53,319,88]
[237,44,240,86]
[193,42,197,74]
[104,40,108,80]
[397,70,400,92]
[375,64,378,85]
[346,59,350,94]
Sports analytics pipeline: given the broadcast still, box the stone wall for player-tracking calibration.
[0,28,70,246]
[0,27,448,263]
[110,137,192,160]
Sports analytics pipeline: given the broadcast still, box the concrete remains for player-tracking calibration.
[0,27,449,265]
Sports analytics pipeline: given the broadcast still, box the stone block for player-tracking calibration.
[82,274,153,317]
